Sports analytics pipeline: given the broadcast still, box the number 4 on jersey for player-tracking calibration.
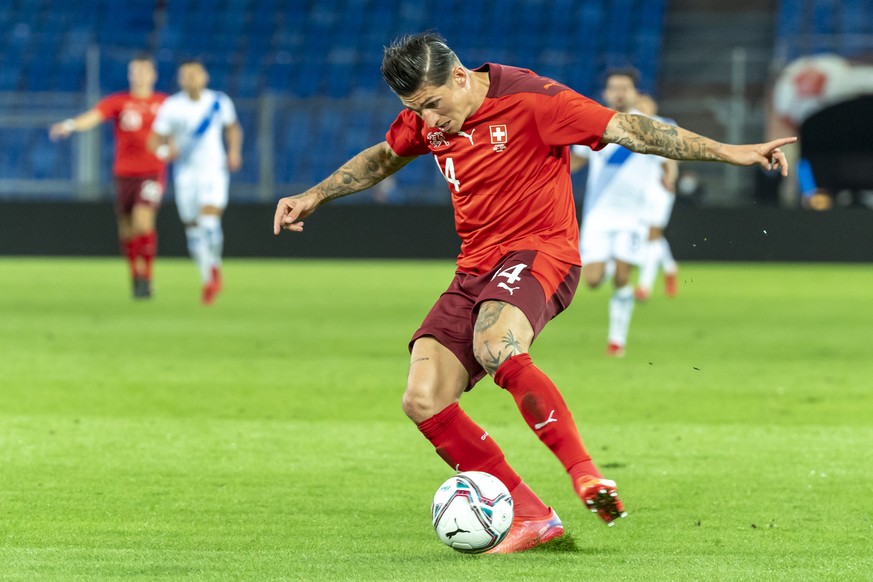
[434,155,460,192]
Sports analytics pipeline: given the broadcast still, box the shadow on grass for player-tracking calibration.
[528,534,580,553]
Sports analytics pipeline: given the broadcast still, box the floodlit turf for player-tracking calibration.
[1,257,871,581]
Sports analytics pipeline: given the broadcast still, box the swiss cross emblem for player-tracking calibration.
[489,124,508,152]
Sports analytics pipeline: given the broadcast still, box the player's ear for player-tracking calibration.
[453,66,467,88]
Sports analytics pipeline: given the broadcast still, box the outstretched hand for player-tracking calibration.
[49,122,74,141]
[273,192,319,235]
[725,137,797,177]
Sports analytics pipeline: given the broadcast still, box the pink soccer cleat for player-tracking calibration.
[575,476,627,526]
[486,508,564,554]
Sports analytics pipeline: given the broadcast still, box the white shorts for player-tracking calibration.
[580,222,647,266]
[646,184,676,229]
[173,169,229,223]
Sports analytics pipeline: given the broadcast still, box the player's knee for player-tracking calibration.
[401,380,441,423]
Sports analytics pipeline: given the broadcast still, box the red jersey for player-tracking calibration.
[386,63,616,275]
[95,92,167,177]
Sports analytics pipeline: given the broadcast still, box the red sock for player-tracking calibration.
[495,353,602,481]
[418,402,550,519]
[121,238,138,278]
[135,231,157,280]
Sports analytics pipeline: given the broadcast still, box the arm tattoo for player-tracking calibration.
[605,113,723,162]
[313,142,414,204]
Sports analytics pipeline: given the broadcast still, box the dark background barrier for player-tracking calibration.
[801,95,873,192]
[1,201,872,262]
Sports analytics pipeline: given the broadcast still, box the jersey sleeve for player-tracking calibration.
[151,101,173,136]
[535,90,616,150]
[93,93,123,120]
[218,92,238,126]
[385,109,429,157]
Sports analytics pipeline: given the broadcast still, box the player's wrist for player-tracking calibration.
[61,119,77,133]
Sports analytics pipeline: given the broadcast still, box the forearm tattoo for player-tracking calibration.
[606,113,723,162]
[314,143,411,203]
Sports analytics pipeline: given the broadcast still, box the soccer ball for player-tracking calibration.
[431,471,514,553]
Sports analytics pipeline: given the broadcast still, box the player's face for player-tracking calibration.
[399,67,472,134]
[178,64,209,94]
[128,60,156,90]
[603,75,638,112]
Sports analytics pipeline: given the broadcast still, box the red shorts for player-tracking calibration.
[410,250,581,388]
[115,175,165,215]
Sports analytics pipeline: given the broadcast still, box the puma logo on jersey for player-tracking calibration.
[457,129,475,146]
[543,81,558,90]
[480,431,489,441]
[534,410,557,430]
[497,282,519,295]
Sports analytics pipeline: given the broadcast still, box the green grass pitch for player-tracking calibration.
[1,257,871,580]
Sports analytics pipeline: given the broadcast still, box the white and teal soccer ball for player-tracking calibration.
[431,471,514,553]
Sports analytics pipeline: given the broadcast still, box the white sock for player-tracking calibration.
[198,215,223,274]
[608,285,636,346]
[660,238,677,273]
[638,240,661,291]
[185,224,212,284]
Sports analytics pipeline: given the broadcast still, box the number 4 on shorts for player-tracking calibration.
[492,263,528,284]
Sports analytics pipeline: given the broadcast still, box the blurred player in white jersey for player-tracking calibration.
[570,69,662,356]
[148,60,243,305]
[634,94,679,301]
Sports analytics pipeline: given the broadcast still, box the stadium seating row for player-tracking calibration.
[776,0,873,59]
[1,0,666,98]
[2,0,670,194]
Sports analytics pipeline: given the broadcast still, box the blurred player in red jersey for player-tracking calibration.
[273,33,794,553]
[50,54,167,299]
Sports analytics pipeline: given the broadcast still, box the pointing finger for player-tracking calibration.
[273,200,290,235]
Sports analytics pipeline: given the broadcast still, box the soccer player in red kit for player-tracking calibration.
[50,55,167,299]
[273,33,794,553]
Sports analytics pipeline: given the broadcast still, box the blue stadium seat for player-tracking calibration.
[775,0,873,63]
[811,0,837,34]
[776,0,803,40]
[5,0,675,193]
